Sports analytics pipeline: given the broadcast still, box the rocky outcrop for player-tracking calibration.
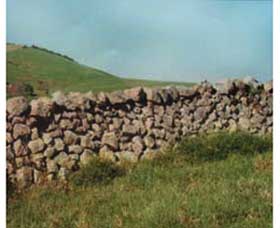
[6,78,273,188]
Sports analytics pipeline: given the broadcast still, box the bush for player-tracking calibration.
[175,131,272,163]
[69,158,125,187]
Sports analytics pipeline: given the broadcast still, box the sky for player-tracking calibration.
[7,0,272,83]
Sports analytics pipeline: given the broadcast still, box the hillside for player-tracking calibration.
[7,44,194,97]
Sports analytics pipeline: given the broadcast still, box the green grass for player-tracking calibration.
[7,46,194,97]
[7,132,272,228]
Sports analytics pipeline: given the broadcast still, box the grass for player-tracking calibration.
[7,132,272,228]
[7,45,194,97]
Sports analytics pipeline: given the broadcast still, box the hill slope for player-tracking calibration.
[7,45,194,97]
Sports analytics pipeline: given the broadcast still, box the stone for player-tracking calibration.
[54,152,75,170]
[107,90,127,104]
[122,124,138,136]
[132,136,145,154]
[144,88,162,104]
[42,133,53,145]
[59,119,74,130]
[44,147,56,158]
[177,87,197,98]
[7,96,29,116]
[80,150,95,165]
[33,169,44,184]
[31,128,39,140]
[99,147,116,162]
[30,97,53,117]
[264,80,273,93]
[63,130,78,145]
[116,151,138,163]
[215,79,236,94]
[14,139,28,156]
[68,145,83,154]
[57,168,70,181]
[6,132,13,144]
[6,145,14,160]
[13,124,30,139]
[16,167,33,188]
[101,132,119,150]
[242,76,259,89]
[80,135,94,148]
[141,149,159,160]
[54,138,65,151]
[46,160,59,173]
[144,135,156,149]
[28,138,45,154]
[124,87,145,102]
[238,117,251,130]
[194,107,208,122]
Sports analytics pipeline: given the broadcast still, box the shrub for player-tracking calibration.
[69,158,125,187]
[175,131,272,163]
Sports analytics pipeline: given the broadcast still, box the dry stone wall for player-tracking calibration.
[6,78,273,188]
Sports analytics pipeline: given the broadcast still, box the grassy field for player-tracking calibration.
[7,45,194,97]
[7,132,272,228]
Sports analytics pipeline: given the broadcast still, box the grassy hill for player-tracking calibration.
[7,132,272,227]
[7,44,194,97]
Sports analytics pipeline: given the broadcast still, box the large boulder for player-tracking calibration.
[107,91,127,105]
[7,96,29,116]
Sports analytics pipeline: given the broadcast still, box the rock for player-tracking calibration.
[54,138,65,151]
[144,88,162,104]
[144,135,156,149]
[238,117,251,130]
[122,124,138,136]
[13,124,30,140]
[31,128,39,140]
[28,138,45,154]
[54,152,76,170]
[46,160,59,173]
[194,107,209,122]
[59,119,74,130]
[264,80,273,93]
[116,151,138,163]
[101,132,119,150]
[34,169,44,184]
[6,145,14,160]
[124,87,146,102]
[107,91,127,104]
[7,96,29,116]
[42,133,53,145]
[68,145,83,154]
[80,150,95,165]
[68,92,91,110]
[63,130,78,145]
[141,149,159,160]
[44,147,56,158]
[242,76,259,89]
[132,136,145,154]
[14,139,28,156]
[80,135,94,148]
[177,87,197,98]
[99,146,116,162]
[16,167,33,188]
[30,97,53,117]
[52,91,67,106]
[6,132,13,144]
[215,79,236,94]
[58,167,70,181]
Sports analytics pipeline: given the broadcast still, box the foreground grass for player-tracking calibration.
[7,46,193,97]
[7,132,272,228]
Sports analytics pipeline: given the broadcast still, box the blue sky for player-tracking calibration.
[7,0,272,82]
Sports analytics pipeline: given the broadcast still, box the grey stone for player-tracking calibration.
[13,124,30,139]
